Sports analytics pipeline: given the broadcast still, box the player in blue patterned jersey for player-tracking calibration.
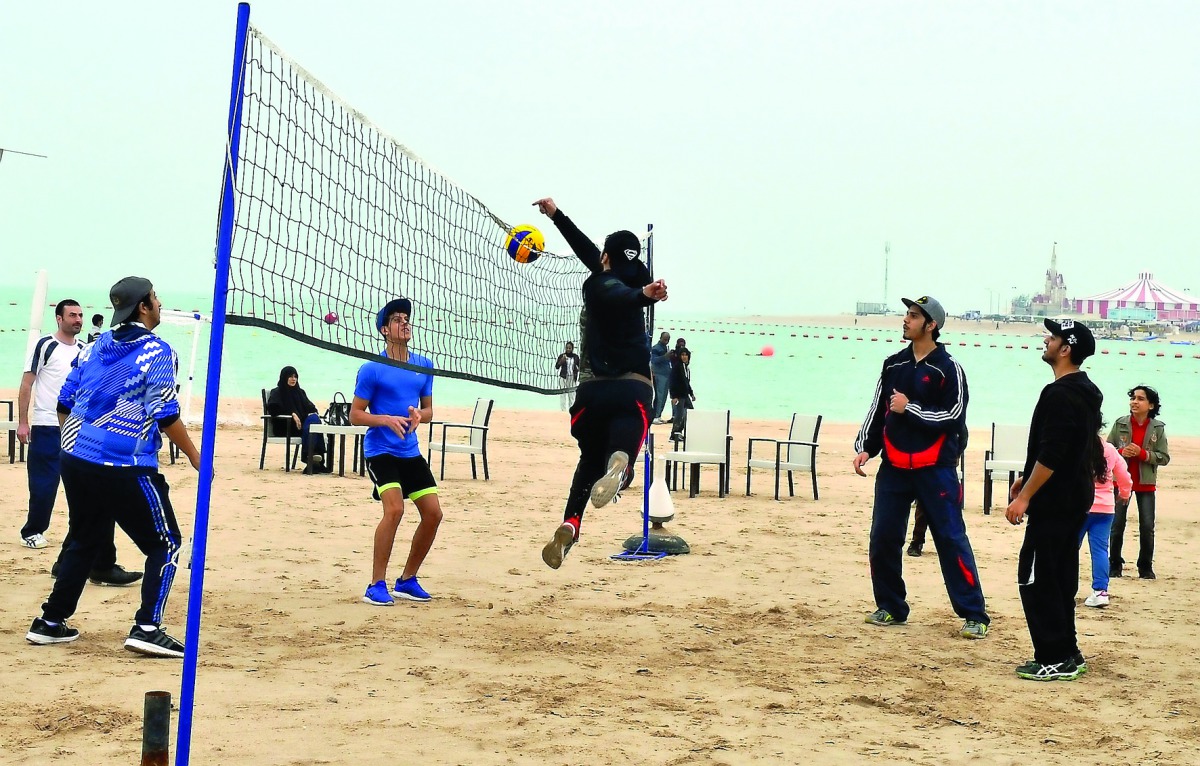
[25,277,201,658]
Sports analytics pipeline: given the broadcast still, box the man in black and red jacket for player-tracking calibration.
[853,296,990,639]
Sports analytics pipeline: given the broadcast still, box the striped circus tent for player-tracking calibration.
[1075,272,1200,320]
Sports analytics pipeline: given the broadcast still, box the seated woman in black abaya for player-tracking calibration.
[266,366,329,473]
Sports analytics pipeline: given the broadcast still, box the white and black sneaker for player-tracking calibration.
[26,617,80,645]
[589,451,630,508]
[124,625,185,658]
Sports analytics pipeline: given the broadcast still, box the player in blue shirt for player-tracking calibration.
[351,298,441,605]
[25,277,201,658]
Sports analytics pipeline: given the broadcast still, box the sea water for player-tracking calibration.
[2,286,1197,436]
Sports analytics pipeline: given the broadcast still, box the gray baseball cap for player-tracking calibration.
[109,276,154,326]
[902,296,947,329]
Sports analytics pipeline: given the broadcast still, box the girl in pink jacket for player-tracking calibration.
[1080,435,1133,607]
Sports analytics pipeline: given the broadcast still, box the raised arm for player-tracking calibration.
[533,197,603,274]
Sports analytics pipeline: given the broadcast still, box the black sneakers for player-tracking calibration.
[1015,658,1084,681]
[26,618,80,645]
[124,626,185,658]
[90,565,144,587]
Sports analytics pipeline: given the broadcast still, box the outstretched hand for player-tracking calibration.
[532,197,557,218]
[643,279,668,302]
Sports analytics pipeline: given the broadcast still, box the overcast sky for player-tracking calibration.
[3,1,1198,317]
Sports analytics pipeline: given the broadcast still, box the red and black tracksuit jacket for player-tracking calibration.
[854,343,967,469]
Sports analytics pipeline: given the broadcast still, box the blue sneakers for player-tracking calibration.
[392,576,432,602]
[363,580,394,606]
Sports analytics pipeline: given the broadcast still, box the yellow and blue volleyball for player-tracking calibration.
[505,224,545,264]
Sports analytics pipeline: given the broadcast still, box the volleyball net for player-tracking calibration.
[223,26,598,393]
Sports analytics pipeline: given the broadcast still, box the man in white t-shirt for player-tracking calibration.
[17,299,141,587]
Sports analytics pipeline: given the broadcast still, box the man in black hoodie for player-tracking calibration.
[1006,318,1103,681]
[532,197,667,569]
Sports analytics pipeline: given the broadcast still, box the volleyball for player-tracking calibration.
[323,311,339,325]
[505,224,544,264]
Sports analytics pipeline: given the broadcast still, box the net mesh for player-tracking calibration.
[222,26,598,393]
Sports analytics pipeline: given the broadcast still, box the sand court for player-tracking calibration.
[2,403,1198,764]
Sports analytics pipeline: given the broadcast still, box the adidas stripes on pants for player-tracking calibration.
[42,455,182,627]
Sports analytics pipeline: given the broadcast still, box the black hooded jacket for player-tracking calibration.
[1023,370,1104,520]
[550,209,654,381]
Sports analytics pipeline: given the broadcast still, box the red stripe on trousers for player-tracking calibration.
[957,555,976,587]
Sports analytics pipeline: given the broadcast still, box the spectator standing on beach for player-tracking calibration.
[853,296,989,639]
[671,336,689,363]
[555,341,580,412]
[16,299,143,588]
[668,349,695,440]
[1005,318,1102,681]
[85,313,104,344]
[1081,431,1132,608]
[650,332,672,424]
[1107,386,1170,579]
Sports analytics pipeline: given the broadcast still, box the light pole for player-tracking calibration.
[987,288,995,315]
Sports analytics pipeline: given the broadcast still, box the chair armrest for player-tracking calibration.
[747,437,779,461]
[776,440,818,447]
[439,423,488,439]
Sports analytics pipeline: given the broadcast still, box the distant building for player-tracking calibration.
[1074,272,1200,321]
[1027,243,1072,317]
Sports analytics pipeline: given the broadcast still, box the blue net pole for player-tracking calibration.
[176,4,251,765]
[639,434,652,553]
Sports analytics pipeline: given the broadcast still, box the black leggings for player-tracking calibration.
[1110,491,1156,571]
[562,379,652,531]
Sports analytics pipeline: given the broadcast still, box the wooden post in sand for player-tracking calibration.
[141,691,171,766]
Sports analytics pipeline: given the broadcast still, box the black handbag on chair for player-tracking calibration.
[323,392,352,426]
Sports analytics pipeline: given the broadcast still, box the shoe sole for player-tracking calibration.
[1085,602,1109,608]
[541,525,575,570]
[391,591,431,602]
[961,629,988,639]
[589,452,630,509]
[362,596,394,606]
[25,631,79,645]
[22,540,48,549]
[1016,670,1083,682]
[124,638,184,658]
[90,577,143,587]
[864,617,906,627]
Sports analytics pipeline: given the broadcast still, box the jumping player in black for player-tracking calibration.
[532,197,668,569]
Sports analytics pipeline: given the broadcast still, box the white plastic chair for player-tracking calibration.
[746,413,822,501]
[427,398,494,480]
[983,423,1029,513]
[259,389,300,471]
[662,409,731,498]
